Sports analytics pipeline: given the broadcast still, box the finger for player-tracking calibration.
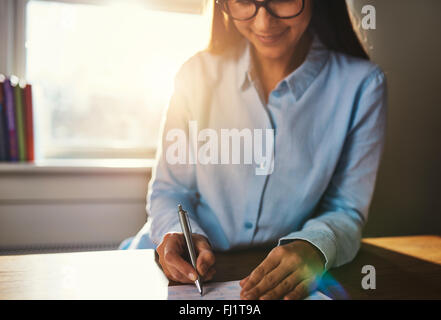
[194,235,212,253]
[196,249,215,277]
[193,236,215,276]
[163,248,198,282]
[167,264,195,284]
[241,251,281,292]
[158,249,177,281]
[202,266,216,281]
[241,265,291,300]
[240,276,250,287]
[259,270,302,300]
[160,254,191,284]
[284,278,319,300]
[160,263,174,281]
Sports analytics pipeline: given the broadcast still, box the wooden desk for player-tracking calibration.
[0,250,169,299]
[1,235,440,299]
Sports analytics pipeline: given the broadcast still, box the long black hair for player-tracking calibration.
[207,0,369,60]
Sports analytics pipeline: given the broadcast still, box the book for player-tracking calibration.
[0,74,8,161]
[2,77,18,161]
[12,76,27,162]
[24,83,34,162]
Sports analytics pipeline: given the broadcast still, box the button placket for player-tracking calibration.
[237,83,276,244]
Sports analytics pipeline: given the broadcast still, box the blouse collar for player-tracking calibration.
[236,33,330,101]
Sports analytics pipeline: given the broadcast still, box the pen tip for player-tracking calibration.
[196,280,203,296]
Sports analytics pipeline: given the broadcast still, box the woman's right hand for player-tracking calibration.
[156,233,216,283]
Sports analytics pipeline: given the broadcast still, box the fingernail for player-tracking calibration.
[189,273,197,281]
[200,264,206,275]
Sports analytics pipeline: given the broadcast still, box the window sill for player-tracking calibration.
[0,158,155,174]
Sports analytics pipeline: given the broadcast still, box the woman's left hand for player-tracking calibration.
[240,240,326,300]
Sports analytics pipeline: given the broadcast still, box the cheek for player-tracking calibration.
[286,21,308,41]
[284,17,312,45]
[233,21,252,38]
[284,0,313,36]
[299,0,313,31]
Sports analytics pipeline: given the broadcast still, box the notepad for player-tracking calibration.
[168,280,331,300]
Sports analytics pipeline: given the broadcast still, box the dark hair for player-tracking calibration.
[207,0,369,60]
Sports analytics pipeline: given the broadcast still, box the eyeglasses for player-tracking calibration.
[216,0,305,21]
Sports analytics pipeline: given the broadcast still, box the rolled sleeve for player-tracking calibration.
[278,226,338,270]
[279,67,387,270]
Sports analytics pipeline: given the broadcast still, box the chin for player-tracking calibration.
[252,44,291,60]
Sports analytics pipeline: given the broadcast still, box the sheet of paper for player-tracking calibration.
[168,280,331,300]
[169,280,241,300]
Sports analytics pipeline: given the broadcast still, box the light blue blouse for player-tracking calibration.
[131,35,387,270]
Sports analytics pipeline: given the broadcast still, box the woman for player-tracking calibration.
[123,0,387,300]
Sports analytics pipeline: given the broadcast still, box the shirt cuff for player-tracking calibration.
[278,229,337,271]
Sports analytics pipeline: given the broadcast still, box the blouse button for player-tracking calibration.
[244,222,253,229]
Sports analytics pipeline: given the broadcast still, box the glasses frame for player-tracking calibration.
[216,0,305,21]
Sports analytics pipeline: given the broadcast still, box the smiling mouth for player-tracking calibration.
[254,30,287,44]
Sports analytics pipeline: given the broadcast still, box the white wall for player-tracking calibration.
[0,164,151,253]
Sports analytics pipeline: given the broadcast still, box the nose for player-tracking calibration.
[253,3,277,31]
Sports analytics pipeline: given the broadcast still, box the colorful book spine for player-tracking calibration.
[0,75,8,161]
[3,78,18,161]
[12,78,27,162]
[24,84,34,162]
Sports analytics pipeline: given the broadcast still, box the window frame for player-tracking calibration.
[3,0,209,160]
[0,0,27,79]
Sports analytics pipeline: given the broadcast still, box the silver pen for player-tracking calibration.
[178,204,203,296]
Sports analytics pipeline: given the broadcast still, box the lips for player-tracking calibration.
[255,29,287,45]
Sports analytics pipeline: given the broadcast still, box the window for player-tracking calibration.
[25,0,211,159]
